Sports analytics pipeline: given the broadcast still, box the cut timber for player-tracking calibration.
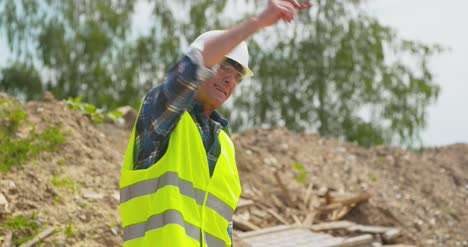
[237,199,254,209]
[273,170,294,207]
[381,245,418,247]
[265,208,290,225]
[331,205,352,221]
[383,229,401,242]
[233,218,260,231]
[348,225,397,234]
[333,234,374,247]
[20,227,55,247]
[319,193,371,211]
[309,221,355,231]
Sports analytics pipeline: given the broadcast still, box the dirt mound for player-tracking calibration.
[233,129,468,246]
[0,95,467,246]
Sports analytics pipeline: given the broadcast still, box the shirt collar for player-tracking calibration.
[191,102,229,128]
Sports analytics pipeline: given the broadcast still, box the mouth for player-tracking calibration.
[214,85,227,97]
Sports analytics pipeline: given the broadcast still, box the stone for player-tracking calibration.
[83,193,104,200]
[0,192,10,214]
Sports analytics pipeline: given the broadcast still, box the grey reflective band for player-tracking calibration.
[120,172,234,222]
[123,210,200,242]
[206,194,234,222]
[205,232,226,247]
[120,172,205,205]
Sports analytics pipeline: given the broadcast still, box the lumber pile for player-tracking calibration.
[234,167,406,246]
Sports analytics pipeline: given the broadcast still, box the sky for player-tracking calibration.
[1,0,467,147]
[365,0,468,146]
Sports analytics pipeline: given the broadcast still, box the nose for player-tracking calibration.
[223,75,237,86]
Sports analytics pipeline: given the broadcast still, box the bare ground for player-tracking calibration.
[0,95,467,246]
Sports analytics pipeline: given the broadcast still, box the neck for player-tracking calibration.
[194,99,215,117]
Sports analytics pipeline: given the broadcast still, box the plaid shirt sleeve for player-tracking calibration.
[132,49,216,170]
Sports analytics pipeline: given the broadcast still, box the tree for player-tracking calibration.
[231,0,441,147]
[0,0,441,147]
[0,0,138,108]
[0,63,43,100]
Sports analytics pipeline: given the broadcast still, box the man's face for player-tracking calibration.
[196,62,242,110]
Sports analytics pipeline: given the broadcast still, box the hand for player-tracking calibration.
[256,0,312,28]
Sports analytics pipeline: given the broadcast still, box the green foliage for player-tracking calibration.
[0,63,43,101]
[0,0,442,147]
[368,174,377,182]
[232,0,441,147]
[65,223,76,238]
[51,175,77,193]
[1,213,41,245]
[66,96,123,124]
[0,98,66,172]
[292,163,308,184]
[0,99,28,135]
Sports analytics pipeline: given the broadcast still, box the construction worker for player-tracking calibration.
[119,1,312,246]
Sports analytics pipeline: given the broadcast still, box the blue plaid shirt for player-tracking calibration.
[133,53,229,174]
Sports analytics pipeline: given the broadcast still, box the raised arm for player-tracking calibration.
[201,0,312,67]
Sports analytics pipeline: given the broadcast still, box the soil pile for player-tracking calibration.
[0,94,467,246]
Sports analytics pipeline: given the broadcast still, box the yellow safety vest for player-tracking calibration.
[120,112,241,247]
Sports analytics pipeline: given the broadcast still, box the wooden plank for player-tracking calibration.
[331,205,352,221]
[273,170,294,207]
[333,234,374,247]
[237,199,254,209]
[348,225,396,234]
[381,245,417,247]
[266,208,290,225]
[383,229,401,242]
[309,221,355,231]
[233,218,260,231]
[20,227,55,247]
[292,214,302,225]
[318,193,371,211]
[237,225,292,238]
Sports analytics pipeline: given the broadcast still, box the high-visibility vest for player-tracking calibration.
[120,111,241,247]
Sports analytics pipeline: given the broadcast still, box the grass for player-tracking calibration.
[50,175,77,193]
[0,98,66,172]
[64,223,76,238]
[1,213,41,245]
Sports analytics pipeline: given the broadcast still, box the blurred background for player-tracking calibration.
[0,0,466,148]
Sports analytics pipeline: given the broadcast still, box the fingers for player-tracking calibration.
[298,1,313,9]
[284,0,302,8]
[284,0,313,10]
[277,0,312,23]
[278,1,298,22]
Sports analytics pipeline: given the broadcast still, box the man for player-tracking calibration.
[119,1,312,246]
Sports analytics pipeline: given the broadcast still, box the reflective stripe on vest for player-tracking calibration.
[120,111,241,247]
[120,171,235,223]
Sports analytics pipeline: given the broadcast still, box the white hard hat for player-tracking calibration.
[190,30,254,79]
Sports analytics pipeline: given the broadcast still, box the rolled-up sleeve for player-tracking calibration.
[133,49,217,170]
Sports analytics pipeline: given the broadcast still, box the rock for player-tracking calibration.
[5,180,17,194]
[112,194,120,202]
[83,193,104,200]
[111,228,118,236]
[263,156,278,167]
[0,192,10,214]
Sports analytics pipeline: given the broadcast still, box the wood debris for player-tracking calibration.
[19,227,55,247]
[235,168,407,246]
